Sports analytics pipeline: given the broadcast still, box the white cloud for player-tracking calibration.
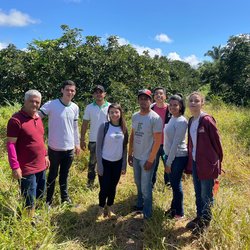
[155,33,172,43]
[117,36,162,57]
[0,9,38,27]
[117,37,129,46]
[0,42,8,50]
[167,52,181,61]
[183,55,201,68]
[167,52,201,68]
[133,45,162,57]
[117,36,200,66]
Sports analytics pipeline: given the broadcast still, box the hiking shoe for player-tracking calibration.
[186,217,201,230]
[164,208,176,219]
[61,197,72,204]
[191,219,210,236]
[132,205,143,213]
[96,206,105,221]
[174,215,185,220]
[107,206,117,219]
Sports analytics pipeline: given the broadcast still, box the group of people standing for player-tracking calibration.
[6,80,223,235]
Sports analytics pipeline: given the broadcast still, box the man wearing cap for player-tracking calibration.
[128,89,162,219]
[80,85,110,187]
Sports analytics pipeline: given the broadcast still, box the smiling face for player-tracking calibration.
[169,99,181,117]
[153,89,166,104]
[188,93,204,116]
[61,85,76,103]
[93,89,106,103]
[23,95,41,117]
[108,107,121,125]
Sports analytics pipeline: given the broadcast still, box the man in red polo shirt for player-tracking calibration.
[6,90,50,217]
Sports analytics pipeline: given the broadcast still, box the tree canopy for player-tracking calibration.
[0,25,249,108]
[201,34,250,105]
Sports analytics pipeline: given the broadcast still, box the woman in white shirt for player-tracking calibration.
[164,94,188,219]
[96,103,128,220]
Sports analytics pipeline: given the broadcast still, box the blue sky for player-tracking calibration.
[0,0,249,67]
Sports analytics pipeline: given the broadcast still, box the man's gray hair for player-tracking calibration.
[24,90,42,101]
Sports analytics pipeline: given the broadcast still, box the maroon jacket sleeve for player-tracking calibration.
[205,116,223,163]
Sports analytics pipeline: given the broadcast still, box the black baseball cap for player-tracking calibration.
[93,85,105,93]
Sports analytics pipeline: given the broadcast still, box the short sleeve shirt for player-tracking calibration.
[152,104,168,144]
[132,110,162,160]
[102,124,124,161]
[83,101,110,142]
[7,110,46,176]
[40,99,79,150]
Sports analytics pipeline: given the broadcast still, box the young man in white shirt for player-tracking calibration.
[39,80,80,205]
[80,85,110,188]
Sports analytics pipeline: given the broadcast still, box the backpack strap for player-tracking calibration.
[103,121,110,138]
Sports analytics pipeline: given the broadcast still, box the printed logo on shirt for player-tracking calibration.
[137,122,143,132]
[135,122,144,138]
[198,126,205,133]
[114,131,123,139]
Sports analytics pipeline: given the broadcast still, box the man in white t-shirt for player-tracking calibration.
[80,85,110,187]
[39,80,80,205]
[128,89,162,219]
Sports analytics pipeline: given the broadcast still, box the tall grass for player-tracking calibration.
[0,102,249,249]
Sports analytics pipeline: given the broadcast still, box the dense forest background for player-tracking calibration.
[0,25,249,109]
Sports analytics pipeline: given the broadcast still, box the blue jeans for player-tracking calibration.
[20,170,46,208]
[46,147,74,204]
[133,157,155,218]
[165,156,188,216]
[152,144,170,186]
[192,161,214,221]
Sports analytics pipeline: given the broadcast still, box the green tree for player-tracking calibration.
[203,34,250,105]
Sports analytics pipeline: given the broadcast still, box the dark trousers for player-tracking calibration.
[88,142,97,183]
[98,158,122,207]
[168,156,188,216]
[152,144,170,186]
[46,147,74,204]
[20,170,46,208]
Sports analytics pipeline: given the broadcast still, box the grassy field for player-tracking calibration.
[0,102,249,250]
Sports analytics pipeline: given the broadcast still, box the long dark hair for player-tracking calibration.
[107,103,127,135]
[169,94,186,115]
